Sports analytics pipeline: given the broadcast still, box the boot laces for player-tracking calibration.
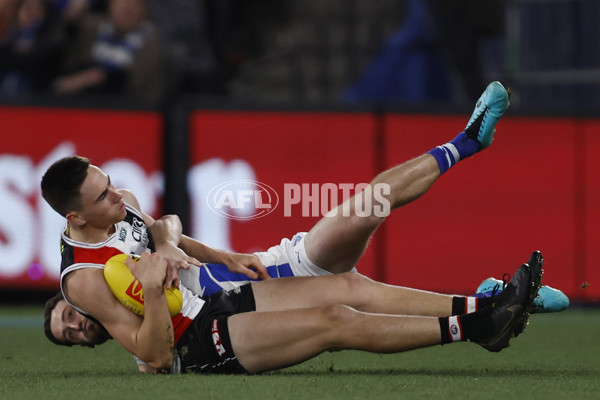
[491,273,510,297]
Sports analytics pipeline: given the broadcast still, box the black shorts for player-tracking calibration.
[176,284,256,374]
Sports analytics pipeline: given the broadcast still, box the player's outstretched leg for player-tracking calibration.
[304,82,510,274]
[229,261,535,373]
[251,272,456,317]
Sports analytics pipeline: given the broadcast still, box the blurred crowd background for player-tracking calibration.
[0,0,598,110]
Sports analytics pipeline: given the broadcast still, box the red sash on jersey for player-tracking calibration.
[171,313,194,344]
[73,246,123,265]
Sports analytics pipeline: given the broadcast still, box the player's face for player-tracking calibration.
[50,300,111,347]
[78,166,127,227]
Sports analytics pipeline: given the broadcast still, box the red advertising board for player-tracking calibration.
[383,114,591,301]
[1,106,596,302]
[188,111,380,278]
[583,120,600,302]
[189,111,597,301]
[0,107,163,290]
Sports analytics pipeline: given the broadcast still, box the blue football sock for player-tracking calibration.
[428,131,481,174]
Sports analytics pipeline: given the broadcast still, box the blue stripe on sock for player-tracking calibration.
[428,146,453,174]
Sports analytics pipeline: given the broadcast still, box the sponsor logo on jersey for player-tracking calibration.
[119,227,127,242]
[132,218,145,242]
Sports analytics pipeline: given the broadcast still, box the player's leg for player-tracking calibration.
[304,154,440,273]
[231,258,536,374]
[305,81,510,273]
[251,272,454,317]
[229,304,443,373]
[231,272,527,374]
[251,253,534,319]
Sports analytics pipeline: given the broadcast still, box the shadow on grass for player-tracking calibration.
[264,367,599,378]
[14,364,600,380]
[13,369,147,379]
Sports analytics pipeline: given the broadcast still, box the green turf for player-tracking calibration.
[1,306,599,400]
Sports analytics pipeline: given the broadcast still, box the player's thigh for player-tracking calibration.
[251,272,366,312]
[304,208,383,273]
[228,305,347,373]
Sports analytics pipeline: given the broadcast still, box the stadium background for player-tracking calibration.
[0,0,599,306]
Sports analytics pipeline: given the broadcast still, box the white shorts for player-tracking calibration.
[179,232,356,297]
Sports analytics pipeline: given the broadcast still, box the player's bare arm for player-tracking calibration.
[179,235,269,280]
[63,255,174,368]
[124,254,175,368]
[120,189,268,281]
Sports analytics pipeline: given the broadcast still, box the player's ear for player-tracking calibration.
[66,211,85,226]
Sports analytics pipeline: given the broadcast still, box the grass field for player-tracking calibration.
[1,305,599,400]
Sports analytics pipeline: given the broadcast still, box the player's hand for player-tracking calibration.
[223,253,270,281]
[155,242,201,290]
[126,253,167,292]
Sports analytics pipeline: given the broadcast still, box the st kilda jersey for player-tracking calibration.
[59,203,153,293]
[59,203,204,343]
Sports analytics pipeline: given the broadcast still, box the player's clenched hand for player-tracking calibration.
[155,242,201,289]
[223,253,270,281]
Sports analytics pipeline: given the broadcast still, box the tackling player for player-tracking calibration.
[41,81,564,373]
[45,249,544,374]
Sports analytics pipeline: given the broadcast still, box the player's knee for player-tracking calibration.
[318,304,359,348]
[320,303,356,326]
[334,190,388,222]
[336,272,367,292]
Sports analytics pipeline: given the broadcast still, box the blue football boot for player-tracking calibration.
[465,81,510,150]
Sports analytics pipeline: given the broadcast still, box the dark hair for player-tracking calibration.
[41,156,90,217]
[43,292,72,347]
